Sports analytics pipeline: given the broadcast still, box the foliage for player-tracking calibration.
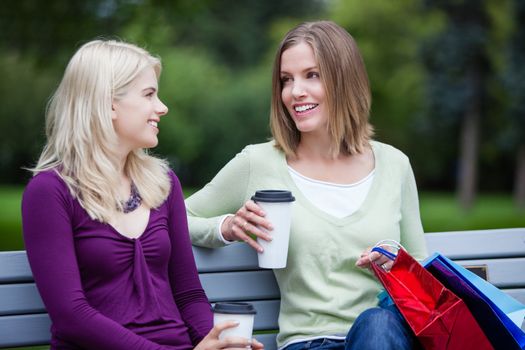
[0,0,327,187]
[154,48,273,184]
[0,0,522,194]
[0,55,55,184]
[503,0,525,145]
[330,0,433,149]
[0,0,137,66]
[2,186,524,251]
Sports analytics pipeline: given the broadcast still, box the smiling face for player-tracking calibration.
[112,66,168,153]
[280,42,327,136]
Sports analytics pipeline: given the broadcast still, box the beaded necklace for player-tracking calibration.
[120,182,142,213]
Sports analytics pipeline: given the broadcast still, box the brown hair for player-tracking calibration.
[270,20,374,157]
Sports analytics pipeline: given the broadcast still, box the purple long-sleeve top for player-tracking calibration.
[21,170,213,350]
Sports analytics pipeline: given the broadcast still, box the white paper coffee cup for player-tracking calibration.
[212,302,257,341]
[251,190,295,269]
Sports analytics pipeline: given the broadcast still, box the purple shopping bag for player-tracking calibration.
[424,253,525,350]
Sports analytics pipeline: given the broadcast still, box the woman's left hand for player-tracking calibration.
[194,321,265,350]
[355,246,394,271]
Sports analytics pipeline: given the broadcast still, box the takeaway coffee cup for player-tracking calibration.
[251,190,295,269]
[212,302,257,340]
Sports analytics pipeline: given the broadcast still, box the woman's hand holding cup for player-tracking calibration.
[195,321,264,350]
[221,200,273,253]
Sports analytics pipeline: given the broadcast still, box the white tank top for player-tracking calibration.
[288,166,375,218]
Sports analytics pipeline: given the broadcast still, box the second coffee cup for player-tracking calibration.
[212,302,257,341]
[251,190,295,269]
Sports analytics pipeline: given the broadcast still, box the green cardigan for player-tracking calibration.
[186,140,427,348]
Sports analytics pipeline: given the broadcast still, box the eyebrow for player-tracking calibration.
[142,86,157,93]
[280,66,319,75]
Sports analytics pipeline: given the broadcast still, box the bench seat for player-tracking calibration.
[1,228,524,349]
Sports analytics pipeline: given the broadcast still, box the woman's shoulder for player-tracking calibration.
[371,140,410,165]
[22,169,74,210]
[240,140,282,160]
[25,170,68,195]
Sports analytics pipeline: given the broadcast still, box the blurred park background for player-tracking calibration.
[1,0,524,252]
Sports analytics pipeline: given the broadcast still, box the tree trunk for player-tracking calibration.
[457,86,480,210]
[515,142,525,208]
[458,108,479,210]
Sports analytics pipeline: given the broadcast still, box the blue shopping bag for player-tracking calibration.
[424,253,525,350]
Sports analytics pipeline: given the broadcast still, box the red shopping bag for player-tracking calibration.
[371,247,493,350]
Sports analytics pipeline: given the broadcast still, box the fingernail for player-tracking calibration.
[258,247,264,253]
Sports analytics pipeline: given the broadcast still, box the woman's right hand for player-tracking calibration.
[194,321,264,350]
[221,200,273,252]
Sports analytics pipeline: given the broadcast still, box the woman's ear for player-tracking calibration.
[111,103,118,120]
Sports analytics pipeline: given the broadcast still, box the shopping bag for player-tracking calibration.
[371,246,493,350]
[424,253,525,349]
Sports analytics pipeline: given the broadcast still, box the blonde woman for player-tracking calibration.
[22,40,264,350]
[187,21,427,350]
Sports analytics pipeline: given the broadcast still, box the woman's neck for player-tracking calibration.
[295,131,336,160]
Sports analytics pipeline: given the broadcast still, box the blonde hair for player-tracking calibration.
[270,21,374,157]
[32,39,171,222]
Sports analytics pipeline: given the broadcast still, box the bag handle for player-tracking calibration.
[371,240,406,261]
[371,246,397,261]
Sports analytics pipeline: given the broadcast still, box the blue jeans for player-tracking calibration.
[282,304,421,350]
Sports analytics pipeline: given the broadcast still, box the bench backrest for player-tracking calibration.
[1,228,524,349]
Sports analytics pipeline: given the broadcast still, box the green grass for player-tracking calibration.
[0,185,24,251]
[420,191,525,232]
[1,187,524,251]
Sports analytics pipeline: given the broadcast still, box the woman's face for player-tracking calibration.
[112,66,168,153]
[280,42,327,136]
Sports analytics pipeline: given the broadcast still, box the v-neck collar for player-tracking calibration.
[277,141,382,226]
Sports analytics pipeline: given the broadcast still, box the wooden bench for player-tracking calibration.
[1,228,524,349]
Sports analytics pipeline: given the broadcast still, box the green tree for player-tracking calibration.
[328,0,444,187]
[0,55,55,183]
[420,0,491,209]
[0,0,136,64]
[504,0,525,207]
[0,0,327,186]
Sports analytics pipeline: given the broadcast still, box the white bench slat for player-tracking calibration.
[0,280,280,320]
[451,257,525,288]
[0,251,32,283]
[425,228,525,259]
[0,301,279,348]
[0,247,262,280]
[0,313,51,348]
[1,281,520,327]
[0,299,279,335]
[200,270,279,302]
[1,228,523,349]
[0,283,45,316]
[506,289,525,304]
[256,333,277,350]
[193,245,259,272]
[225,300,279,331]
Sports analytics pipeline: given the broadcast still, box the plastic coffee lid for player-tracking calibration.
[251,190,295,203]
[212,302,257,314]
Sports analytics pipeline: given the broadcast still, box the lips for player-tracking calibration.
[292,103,319,117]
[147,120,158,128]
